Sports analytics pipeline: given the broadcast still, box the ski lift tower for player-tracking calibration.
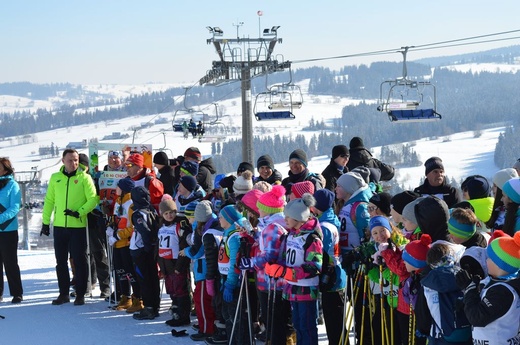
[199,24,290,164]
[15,168,40,250]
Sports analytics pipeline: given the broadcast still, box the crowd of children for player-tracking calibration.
[61,144,520,345]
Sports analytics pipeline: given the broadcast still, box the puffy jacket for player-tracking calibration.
[0,175,21,232]
[42,165,98,228]
[321,159,348,192]
[346,148,395,181]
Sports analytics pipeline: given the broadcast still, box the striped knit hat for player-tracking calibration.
[257,185,285,215]
[448,214,476,240]
[185,201,199,218]
[291,181,315,199]
[487,231,520,274]
[502,178,520,204]
[219,205,244,225]
[180,161,199,177]
[402,234,432,269]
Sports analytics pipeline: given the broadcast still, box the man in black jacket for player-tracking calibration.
[346,137,395,181]
[414,156,462,208]
[321,145,350,191]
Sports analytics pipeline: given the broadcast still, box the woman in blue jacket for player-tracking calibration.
[0,157,22,303]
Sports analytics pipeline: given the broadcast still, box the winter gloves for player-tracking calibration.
[223,282,234,303]
[264,263,296,282]
[238,257,253,270]
[455,269,481,293]
[64,209,80,218]
[40,224,50,236]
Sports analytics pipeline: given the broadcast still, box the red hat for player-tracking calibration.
[488,230,510,245]
[126,153,144,168]
[291,181,315,199]
[402,234,432,269]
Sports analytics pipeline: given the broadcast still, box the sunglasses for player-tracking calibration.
[125,163,134,168]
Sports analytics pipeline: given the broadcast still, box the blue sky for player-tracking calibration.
[2,1,520,85]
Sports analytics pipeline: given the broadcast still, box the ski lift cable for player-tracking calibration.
[289,29,520,65]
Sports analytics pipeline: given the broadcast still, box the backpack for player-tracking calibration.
[433,288,472,342]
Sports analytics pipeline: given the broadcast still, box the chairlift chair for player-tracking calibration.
[377,47,441,123]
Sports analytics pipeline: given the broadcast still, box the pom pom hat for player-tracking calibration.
[402,234,432,269]
[284,193,316,222]
[159,198,177,216]
[233,170,253,196]
[502,178,520,204]
[257,185,285,214]
[487,231,520,274]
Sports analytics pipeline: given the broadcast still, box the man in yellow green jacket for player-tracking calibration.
[41,149,98,306]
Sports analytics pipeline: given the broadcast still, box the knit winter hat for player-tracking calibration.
[185,201,198,218]
[448,215,476,240]
[502,178,520,204]
[332,145,349,159]
[462,175,491,199]
[237,162,255,175]
[253,181,272,193]
[351,166,370,184]
[401,197,425,225]
[220,205,244,225]
[291,181,315,199]
[117,177,135,193]
[79,153,89,167]
[180,161,199,177]
[153,151,169,166]
[184,147,202,161]
[159,198,177,216]
[424,156,444,176]
[402,234,432,269]
[233,171,253,196]
[126,153,144,168]
[487,231,520,274]
[257,154,275,171]
[214,174,225,190]
[370,216,392,233]
[257,184,286,214]
[336,172,367,195]
[369,192,392,217]
[489,230,509,244]
[194,200,213,223]
[313,188,335,213]
[349,136,364,149]
[240,189,264,216]
[391,191,421,215]
[219,175,236,190]
[284,193,316,222]
[492,168,518,190]
[289,149,308,167]
[180,175,197,192]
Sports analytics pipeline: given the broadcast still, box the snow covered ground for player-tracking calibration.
[2,249,332,345]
